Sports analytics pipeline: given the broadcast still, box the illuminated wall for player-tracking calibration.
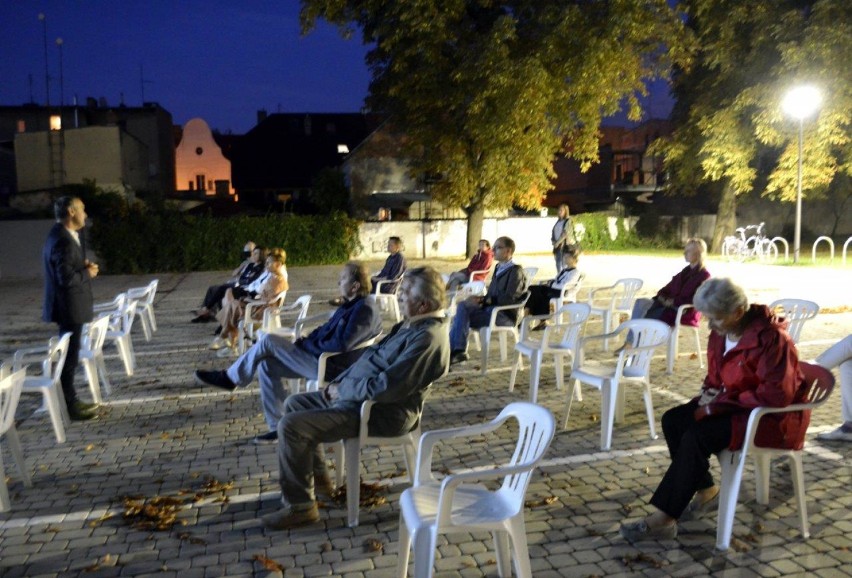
[175,118,233,195]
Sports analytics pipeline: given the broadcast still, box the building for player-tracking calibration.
[2,100,175,199]
[174,118,233,197]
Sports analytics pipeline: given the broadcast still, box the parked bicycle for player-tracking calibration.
[721,222,779,262]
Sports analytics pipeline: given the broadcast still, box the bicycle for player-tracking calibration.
[721,222,779,262]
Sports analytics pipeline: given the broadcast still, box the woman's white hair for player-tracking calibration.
[693,277,748,317]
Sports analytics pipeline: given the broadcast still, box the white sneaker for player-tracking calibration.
[216,344,237,358]
[817,426,852,442]
[209,337,229,350]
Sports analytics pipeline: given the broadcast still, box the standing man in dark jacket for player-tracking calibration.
[43,196,99,421]
[449,236,528,364]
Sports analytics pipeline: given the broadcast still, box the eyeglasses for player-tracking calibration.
[493,245,505,249]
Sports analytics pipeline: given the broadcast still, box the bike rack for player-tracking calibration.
[843,237,852,266]
[812,236,834,263]
[770,237,789,261]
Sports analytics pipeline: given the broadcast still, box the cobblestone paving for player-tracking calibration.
[0,255,850,577]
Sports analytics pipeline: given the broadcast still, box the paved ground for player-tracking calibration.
[0,254,850,577]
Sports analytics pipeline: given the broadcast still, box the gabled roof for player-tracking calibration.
[231,112,385,191]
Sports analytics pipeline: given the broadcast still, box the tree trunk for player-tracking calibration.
[465,200,485,258]
[712,180,737,253]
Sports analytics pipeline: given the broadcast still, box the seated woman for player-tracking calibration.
[211,248,289,356]
[193,245,266,323]
[619,278,809,541]
[526,246,582,317]
[631,237,710,327]
[445,239,494,291]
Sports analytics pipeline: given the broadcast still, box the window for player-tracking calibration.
[196,174,206,192]
[16,120,25,133]
[50,115,62,131]
[337,144,349,154]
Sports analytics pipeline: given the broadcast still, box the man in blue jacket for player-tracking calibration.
[194,261,382,443]
[43,196,100,421]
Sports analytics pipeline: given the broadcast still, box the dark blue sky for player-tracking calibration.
[1,1,673,134]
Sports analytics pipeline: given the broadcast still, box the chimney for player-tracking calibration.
[257,109,267,124]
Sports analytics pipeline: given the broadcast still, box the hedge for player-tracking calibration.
[90,207,361,274]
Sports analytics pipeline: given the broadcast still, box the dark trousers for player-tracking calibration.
[527,285,560,315]
[650,400,732,519]
[202,282,235,311]
[58,321,83,409]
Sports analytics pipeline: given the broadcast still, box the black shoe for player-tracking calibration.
[213,325,223,336]
[450,350,469,365]
[253,430,278,445]
[194,370,236,391]
[74,400,98,412]
[68,403,96,421]
[191,314,213,323]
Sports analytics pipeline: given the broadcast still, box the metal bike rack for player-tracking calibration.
[843,237,852,266]
[812,236,834,263]
[770,237,789,261]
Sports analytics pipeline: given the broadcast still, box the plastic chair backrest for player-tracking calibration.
[613,278,644,310]
[83,315,111,353]
[127,279,158,305]
[0,367,26,436]
[498,402,556,500]
[618,319,671,377]
[113,300,138,334]
[554,303,591,349]
[769,299,819,344]
[522,267,539,285]
[37,333,71,385]
[796,362,835,408]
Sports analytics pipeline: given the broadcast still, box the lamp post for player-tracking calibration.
[56,37,64,107]
[782,85,821,263]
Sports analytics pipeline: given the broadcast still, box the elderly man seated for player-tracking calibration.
[194,261,382,443]
[262,266,450,530]
[448,236,528,365]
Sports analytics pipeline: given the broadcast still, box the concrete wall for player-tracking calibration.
[175,118,234,195]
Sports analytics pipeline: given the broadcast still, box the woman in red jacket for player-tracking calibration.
[620,277,807,542]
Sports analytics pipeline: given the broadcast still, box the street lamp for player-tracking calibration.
[782,85,821,263]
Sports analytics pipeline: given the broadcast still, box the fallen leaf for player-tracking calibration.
[363,538,384,553]
[253,554,285,572]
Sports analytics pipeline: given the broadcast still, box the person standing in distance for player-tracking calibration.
[43,196,99,421]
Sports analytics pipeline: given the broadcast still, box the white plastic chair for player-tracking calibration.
[244,293,309,352]
[105,299,138,376]
[304,333,383,393]
[666,304,705,374]
[0,366,32,512]
[373,277,404,322]
[79,314,112,403]
[238,290,288,353]
[92,292,126,316]
[563,319,670,450]
[445,281,486,320]
[509,303,591,404]
[396,401,556,578]
[769,299,819,344]
[13,333,72,443]
[336,399,423,528]
[586,278,644,351]
[126,279,159,341]
[715,362,835,551]
[468,263,494,283]
[471,292,531,375]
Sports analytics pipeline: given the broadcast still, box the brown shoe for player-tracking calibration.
[262,503,320,530]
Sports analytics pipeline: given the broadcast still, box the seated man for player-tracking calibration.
[449,236,528,364]
[372,236,406,294]
[261,266,449,530]
[192,242,263,323]
[194,261,382,443]
[445,239,494,291]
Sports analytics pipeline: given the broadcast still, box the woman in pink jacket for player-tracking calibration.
[620,277,807,542]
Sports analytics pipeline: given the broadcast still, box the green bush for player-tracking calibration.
[571,213,642,251]
[90,207,362,274]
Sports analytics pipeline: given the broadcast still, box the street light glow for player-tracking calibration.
[782,85,822,120]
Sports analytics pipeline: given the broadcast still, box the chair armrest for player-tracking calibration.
[414,418,508,485]
[374,278,400,294]
[315,333,382,389]
[519,314,551,340]
[487,300,527,327]
[294,311,334,339]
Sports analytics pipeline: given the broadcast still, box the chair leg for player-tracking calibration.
[82,359,102,404]
[96,354,112,397]
[116,336,135,376]
[5,426,31,487]
[507,514,533,578]
[492,530,511,578]
[553,353,564,391]
[334,441,345,489]
[44,388,67,443]
[529,352,542,404]
[642,381,658,440]
[716,451,746,550]
[754,453,772,505]
[139,314,152,342]
[480,328,491,375]
[345,438,361,527]
[600,379,616,450]
[666,329,678,374]
[601,311,612,351]
[498,333,508,362]
[693,328,705,368]
[402,437,418,484]
[413,527,437,578]
[397,515,412,577]
[147,307,158,332]
[562,379,581,429]
[0,451,9,512]
[508,352,523,393]
[788,453,810,538]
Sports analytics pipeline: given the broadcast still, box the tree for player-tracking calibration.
[655,0,851,251]
[301,0,691,255]
[309,167,350,214]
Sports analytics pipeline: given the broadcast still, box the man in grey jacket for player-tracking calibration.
[262,266,450,530]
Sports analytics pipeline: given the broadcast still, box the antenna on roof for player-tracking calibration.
[140,63,153,104]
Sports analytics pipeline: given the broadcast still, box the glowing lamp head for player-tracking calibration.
[782,85,822,120]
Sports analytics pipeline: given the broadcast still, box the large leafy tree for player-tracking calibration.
[657,0,851,251]
[301,0,691,255]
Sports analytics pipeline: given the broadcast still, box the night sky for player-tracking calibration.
[1,1,672,135]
